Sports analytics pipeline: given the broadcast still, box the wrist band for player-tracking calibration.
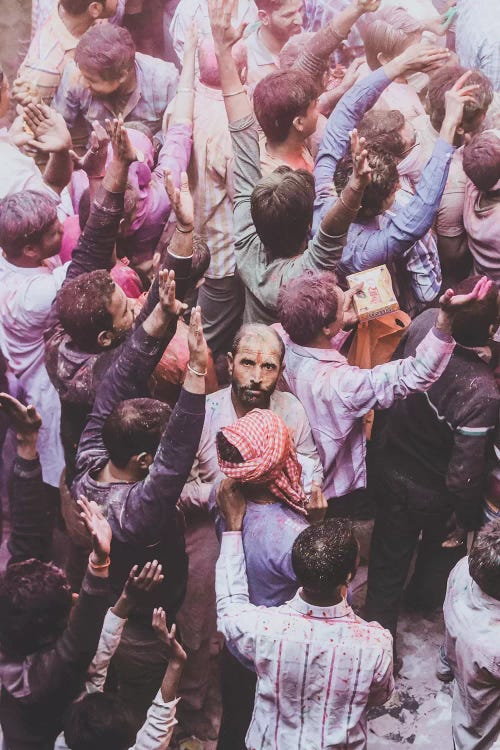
[89,554,111,570]
[187,363,207,377]
[339,190,360,214]
[176,224,194,234]
[223,90,245,98]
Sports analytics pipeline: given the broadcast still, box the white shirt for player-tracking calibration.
[179,385,324,512]
[216,532,394,750]
[0,254,68,486]
[0,129,58,200]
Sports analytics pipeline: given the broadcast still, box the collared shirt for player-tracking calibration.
[230,113,346,324]
[314,69,452,311]
[53,53,179,140]
[189,82,236,279]
[31,0,126,37]
[455,0,500,91]
[259,134,314,177]
[245,26,279,87]
[170,0,258,63]
[277,325,455,499]
[0,254,67,486]
[179,384,323,512]
[463,179,500,283]
[444,557,500,750]
[19,6,79,103]
[216,532,394,750]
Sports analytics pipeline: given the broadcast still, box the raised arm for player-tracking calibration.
[64,118,138,284]
[75,271,186,473]
[215,487,260,664]
[314,43,451,222]
[28,501,111,701]
[294,0,380,78]
[115,307,208,543]
[335,279,492,417]
[359,72,479,267]
[0,395,55,564]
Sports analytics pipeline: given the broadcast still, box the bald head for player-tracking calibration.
[231,323,285,363]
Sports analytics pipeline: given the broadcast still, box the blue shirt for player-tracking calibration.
[313,68,454,308]
[218,501,308,607]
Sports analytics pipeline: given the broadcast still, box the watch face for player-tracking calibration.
[135,148,145,163]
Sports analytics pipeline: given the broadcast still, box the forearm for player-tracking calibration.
[142,303,179,341]
[320,177,364,236]
[86,609,126,693]
[134,251,193,326]
[7,444,55,564]
[103,157,131,194]
[297,1,360,65]
[65,186,124,283]
[160,661,184,702]
[216,46,252,122]
[168,225,193,257]
[170,45,195,125]
[44,149,73,194]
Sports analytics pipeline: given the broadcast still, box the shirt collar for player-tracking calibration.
[288,590,352,619]
[247,26,279,66]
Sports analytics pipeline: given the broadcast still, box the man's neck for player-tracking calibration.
[58,4,94,37]
[259,25,284,56]
[111,66,138,105]
[265,132,308,170]
[304,329,339,350]
[97,460,141,484]
[300,587,344,607]
[243,484,277,504]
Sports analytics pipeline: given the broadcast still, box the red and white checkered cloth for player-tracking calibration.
[217,409,308,516]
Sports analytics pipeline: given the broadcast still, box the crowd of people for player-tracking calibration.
[0,0,499,747]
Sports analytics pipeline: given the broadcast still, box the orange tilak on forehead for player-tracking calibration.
[237,334,282,365]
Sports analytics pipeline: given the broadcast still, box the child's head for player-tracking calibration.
[64,693,135,750]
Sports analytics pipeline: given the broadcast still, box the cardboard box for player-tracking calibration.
[346,264,399,321]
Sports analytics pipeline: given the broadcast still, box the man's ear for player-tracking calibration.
[257,8,269,25]
[292,114,304,133]
[97,329,115,348]
[22,244,41,263]
[88,1,104,18]
[136,452,153,471]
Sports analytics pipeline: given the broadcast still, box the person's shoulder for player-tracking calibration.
[136,52,178,80]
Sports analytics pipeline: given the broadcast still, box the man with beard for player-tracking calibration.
[245,0,304,87]
[173,322,323,745]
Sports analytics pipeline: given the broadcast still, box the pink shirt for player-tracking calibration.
[463,179,500,283]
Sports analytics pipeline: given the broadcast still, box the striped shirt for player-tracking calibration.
[19,6,79,104]
[53,52,178,140]
[277,325,455,500]
[216,531,394,750]
[189,82,236,279]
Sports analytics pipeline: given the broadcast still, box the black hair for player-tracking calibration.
[64,692,135,750]
[468,519,500,600]
[102,397,172,468]
[292,520,358,595]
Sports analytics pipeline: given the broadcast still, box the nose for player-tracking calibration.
[249,366,263,384]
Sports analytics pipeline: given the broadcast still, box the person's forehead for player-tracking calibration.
[237,333,282,360]
[275,0,303,13]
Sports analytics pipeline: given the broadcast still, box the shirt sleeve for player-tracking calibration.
[131,694,180,750]
[52,61,84,129]
[229,114,262,250]
[331,327,455,418]
[401,231,442,304]
[86,609,127,693]
[367,633,394,707]
[114,389,206,545]
[216,532,260,665]
[313,68,391,227]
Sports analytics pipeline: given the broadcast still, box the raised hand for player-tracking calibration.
[208,0,248,51]
[216,478,247,531]
[349,128,371,189]
[355,0,381,13]
[187,305,209,376]
[343,282,363,329]
[78,495,112,565]
[443,71,480,130]
[70,120,110,175]
[391,41,450,78]
[11,78,41,107]
[158,269,188,318]
[23,103,72,153]
[440,276,493,312]
[105,117,137,165]
[307,481,328,524]
[0,393,42,434]
[164,169,194,230]
[184,19,199,55]
[152,608,187,664]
